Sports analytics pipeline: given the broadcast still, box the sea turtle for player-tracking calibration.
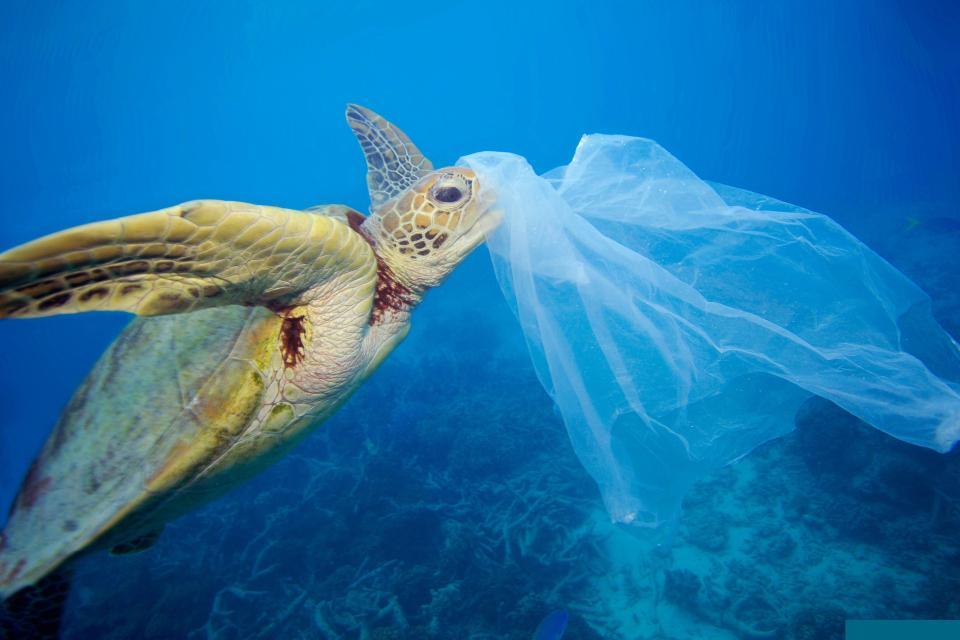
[0,104,499,637]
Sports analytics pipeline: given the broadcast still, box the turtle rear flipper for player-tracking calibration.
[0,565,72,639]
[109,528,163,556]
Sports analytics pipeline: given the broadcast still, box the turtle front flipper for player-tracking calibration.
[0,200,374,319]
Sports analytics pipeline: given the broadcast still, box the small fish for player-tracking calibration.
[533,609,569,640]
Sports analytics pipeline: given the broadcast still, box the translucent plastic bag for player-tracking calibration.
[459,135,960,526]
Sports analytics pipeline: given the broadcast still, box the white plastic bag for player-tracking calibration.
[459,135,960,526]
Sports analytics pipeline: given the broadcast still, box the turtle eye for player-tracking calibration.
[428,173,470,208]
[434,186,462,203]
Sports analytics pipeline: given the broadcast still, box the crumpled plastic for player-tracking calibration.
[458,135,960,527]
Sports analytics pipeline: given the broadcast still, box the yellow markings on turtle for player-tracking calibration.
[383,213,399,232]
[276,380,299,404]
[248,312,287,371]
[273,234,307,255]
[0,199,377,319]
[164,216,198,243]
[135,242,167,258]
[145,364,267,496]
[414,213,431,228]
[247,227,285,254]
[141,440,193,493]
[0,262,31,283]
[209,214,259,243]
[264,403,295,434]
[121,213,171,243]
[282,211,313,238]
[179,201,227,226]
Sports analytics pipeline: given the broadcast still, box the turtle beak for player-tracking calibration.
[475,179,505,239]
[474,206,504,239]
[472,175,502,233]
[454,182,503,254]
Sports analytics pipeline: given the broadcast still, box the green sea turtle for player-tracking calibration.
[0,105,499,637]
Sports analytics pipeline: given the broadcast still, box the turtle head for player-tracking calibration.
[363,167,499,291]
[346,104,500,293]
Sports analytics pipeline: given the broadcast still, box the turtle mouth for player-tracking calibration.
[448,194,503,256]
[474,204,504,237]
[467,187,503,236]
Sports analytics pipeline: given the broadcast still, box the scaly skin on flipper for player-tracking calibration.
[0,105,498,613]
[0,200,373,319]
[345,103,434,209]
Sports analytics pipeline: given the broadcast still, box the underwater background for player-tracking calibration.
[1,1,959,638]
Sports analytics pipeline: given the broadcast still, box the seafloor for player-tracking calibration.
[53,215,960,640]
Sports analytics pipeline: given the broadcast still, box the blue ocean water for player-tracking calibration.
[1,1,958,638]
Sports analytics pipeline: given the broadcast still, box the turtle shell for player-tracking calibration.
[0,304,280,598]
